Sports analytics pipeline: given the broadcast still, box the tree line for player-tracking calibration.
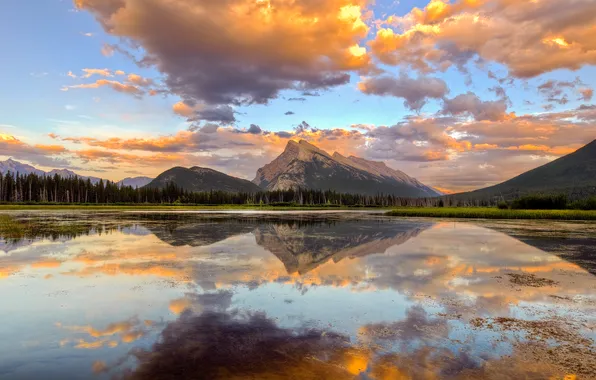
[0,171,454,206]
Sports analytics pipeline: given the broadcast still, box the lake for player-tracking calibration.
[1,211,595,379]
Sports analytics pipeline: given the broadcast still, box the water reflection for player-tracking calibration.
[0,212,595,379]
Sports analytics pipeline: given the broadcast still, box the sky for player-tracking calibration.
[0,0,595,193]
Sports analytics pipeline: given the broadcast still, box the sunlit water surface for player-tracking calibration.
[1,212,595,379]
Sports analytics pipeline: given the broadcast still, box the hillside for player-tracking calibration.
[452,140,596,201]
[253,140,440,197]
[147,166,262,193]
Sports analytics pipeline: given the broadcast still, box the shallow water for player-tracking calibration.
[1,212,595,379]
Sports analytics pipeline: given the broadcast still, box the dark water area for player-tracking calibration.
[1,211,595,379]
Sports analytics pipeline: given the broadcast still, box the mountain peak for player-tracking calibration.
[254,140,440,197]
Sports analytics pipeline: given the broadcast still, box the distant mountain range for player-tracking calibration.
[146,166,262,193]
[452,139,596,201]
[0,158,153,188]
[253,140,441,197]
[4,138,594,199]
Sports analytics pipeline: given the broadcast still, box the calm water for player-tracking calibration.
[1,212,595,379]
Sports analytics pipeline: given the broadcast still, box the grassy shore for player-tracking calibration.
[386,207,596,220]
[0,204,386,211]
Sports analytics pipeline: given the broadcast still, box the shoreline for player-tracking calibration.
[1,205,595,220]
[0,204,390,211]
[386,207,596,220]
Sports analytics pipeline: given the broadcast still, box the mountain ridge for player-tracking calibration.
[0,158,152,186]
[451,139,596,201]
[146,166,262,193]
[253,140,440,197]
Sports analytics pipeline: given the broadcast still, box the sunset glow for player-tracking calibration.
[0,0,595,192]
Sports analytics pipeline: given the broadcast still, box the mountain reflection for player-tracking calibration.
[146,216,433,274]
[2,213,595,379]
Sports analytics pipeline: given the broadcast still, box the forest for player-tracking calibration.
[0,171,452,207]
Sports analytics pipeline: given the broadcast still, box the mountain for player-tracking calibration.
[452,139,596,201]
[0,159,102,184]
[117,176,154,188]
[146,166,262,193]
[0,159,45,176]
[253,140,440,197]
[46,169,102,184]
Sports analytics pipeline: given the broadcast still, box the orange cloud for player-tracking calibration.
[31,259,63,269]
[172,101,194,117]
[62,79,143,96]
[33,144,67,154]
[370,0,596,77]
[127,73,153,86]
[0,133,69,167]
[75,0,373,105]
[81,68,112,78]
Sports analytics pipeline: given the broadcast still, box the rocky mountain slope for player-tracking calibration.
[147,166,262,193]
[253,140,440,197]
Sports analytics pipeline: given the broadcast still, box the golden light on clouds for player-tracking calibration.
[542,37,570,48]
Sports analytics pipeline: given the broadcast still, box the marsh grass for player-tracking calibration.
[386,207,596,220]
[0,215,28,238]
[0,214,109,240]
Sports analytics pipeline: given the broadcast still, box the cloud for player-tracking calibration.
[172,101,194,118]
[197,123,220,134]
[82,68,112,78]
[192,105,236,124]
[75,0,373,106]
[579,87,594,102]
[247,124,262,135]
[358,74,448,111]
[0,133,71,167]
[442,92,509,121]
[536,78,588,105]
[370,0,596,78]
[127,73,153,87]
[62,79,144,97]
[101,43,115,57]
[173,102,236,124]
